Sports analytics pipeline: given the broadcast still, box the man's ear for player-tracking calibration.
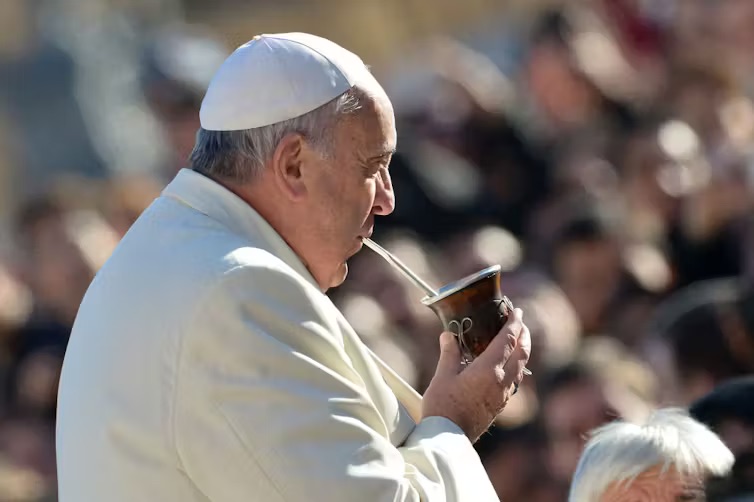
[270,133,308,201]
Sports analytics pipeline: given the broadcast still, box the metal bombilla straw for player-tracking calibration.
[362,238,531,376]
[362,238,438,297]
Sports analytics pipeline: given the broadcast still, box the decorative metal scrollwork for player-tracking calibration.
[494,296,514,317]
[448,317,473,364]
[448,317,473,336]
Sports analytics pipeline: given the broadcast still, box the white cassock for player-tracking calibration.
[56,168,499,501]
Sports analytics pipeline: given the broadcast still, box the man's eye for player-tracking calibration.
[677,492,705,501]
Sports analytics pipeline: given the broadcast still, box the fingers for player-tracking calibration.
[466,308,531,398]
[433,331,463,379]
[422,311,532,441]
[473,308,524,370]
[502,323,532,388]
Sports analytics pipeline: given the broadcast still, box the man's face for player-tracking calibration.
[554,237,622,333]
[600,467,705,502]
[544,379,615,482]
[26,216,96,324]
[304,90,396,289]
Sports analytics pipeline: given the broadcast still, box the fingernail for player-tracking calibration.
[515,308,523,319]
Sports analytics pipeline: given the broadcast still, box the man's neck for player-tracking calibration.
[206,172,326,291]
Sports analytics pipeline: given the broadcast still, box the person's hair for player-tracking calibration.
[538,359,600,403]
[690,376,754,429]
[474,420,545,464]
[554,210,618,248]
[530,8,573,47]
[569,408,734,502]
[189,88,363,183]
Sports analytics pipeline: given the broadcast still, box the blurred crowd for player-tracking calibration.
[2,0,754,500]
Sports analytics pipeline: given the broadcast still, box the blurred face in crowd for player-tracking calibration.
[484,440,546,501]
[0,262,31,338]
[103,175,163,237]
[621,132,680,230]
[423,79,476,153]
[268,84,396,291]
[665,68,732,151]
[23,214,95,325]
[553,236,622,333]
[0,419,58,483]
[348,252,431,330]
[676,0,754,74]
[600,467,705,502]
[148,88,203,177]
[526,41,601,128]
[543,377,616,482]
[715,0,754,64]
[15,350,62,417]
[682,161,752,241]
[640,337,696,407]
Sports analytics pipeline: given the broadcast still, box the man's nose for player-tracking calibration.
[373,169,395,216]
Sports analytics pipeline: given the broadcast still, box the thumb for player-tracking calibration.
[434,331,462,378]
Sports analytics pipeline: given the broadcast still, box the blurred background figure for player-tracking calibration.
[691,377,754,500]
[537,337,658,498]
[643,278,754,406]
[139,24,228,180]
[1,0,754,499]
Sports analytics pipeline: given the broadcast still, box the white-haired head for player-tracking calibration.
[189,88,364,183]
[569,408,734,502]
[189,32,386,183]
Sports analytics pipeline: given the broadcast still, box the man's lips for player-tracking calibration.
[351,232,371,255]
[358,227,374,241]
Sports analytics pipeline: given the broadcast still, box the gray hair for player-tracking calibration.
[189,88,363,183]
[569,408,734,502]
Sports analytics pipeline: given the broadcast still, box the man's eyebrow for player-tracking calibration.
[368,148,396,161]
[677,484,706,501]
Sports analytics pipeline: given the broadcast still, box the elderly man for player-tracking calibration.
[569,408,734,501]
[55,33,531,501]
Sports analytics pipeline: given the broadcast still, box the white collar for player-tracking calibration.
[161,168,319,289]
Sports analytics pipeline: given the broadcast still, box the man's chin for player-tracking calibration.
[327,262,349,290]
[350,237,365,256]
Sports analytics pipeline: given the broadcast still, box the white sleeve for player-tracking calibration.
[173,265,498,501]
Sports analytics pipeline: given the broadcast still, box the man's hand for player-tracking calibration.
[421,308,531,442]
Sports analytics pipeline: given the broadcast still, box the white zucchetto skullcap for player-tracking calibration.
[199,32,370,131]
